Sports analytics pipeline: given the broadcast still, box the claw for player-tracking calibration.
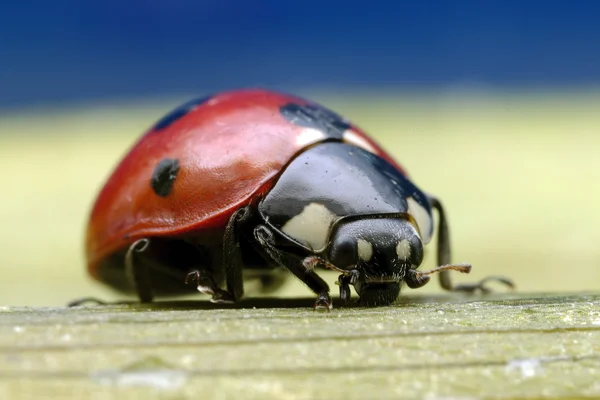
[313,291,332,311]
[185,270,236,303]
[209,292,235,304]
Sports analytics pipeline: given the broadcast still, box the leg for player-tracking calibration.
[185,270,235,303]
[222,206,253,301]
[304,256,359,306]
[429,196,514,293]
[70,238,154,307]
[124,238,154,303]
[254,225,332,310]
[184,206,252,303]
[335,270,360,305]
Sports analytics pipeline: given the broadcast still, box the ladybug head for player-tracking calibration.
[328,216,424,306]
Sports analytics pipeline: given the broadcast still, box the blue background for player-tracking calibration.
[1,0,599,109]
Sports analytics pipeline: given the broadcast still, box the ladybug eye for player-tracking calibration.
[330,238,358,269]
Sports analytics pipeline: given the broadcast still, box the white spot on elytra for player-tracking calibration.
[296,128,327,147]
[343,130,379,154]
[281,203,337,251]
[396,239,411,260]
[357,239,373,261]
[407,197,432,244]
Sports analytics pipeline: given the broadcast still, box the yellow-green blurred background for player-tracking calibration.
[1,2,599,306]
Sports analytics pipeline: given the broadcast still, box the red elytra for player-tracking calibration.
[85,89,405,281]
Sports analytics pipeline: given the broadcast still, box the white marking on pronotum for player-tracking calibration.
[406,197,432,244]
[343,130,379,154]
[396,239,411,261]
[357,239,373,262]
[281,203,337,250]
[296,128,327,147]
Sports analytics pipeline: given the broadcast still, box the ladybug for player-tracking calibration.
[83,89,513,309]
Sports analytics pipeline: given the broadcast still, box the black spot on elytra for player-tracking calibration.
[279,103,351,138]
[152,96,211,131]
[151,158,180,197]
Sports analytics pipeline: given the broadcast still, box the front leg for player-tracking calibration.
[429,196,515,293]
[254,225,332,311]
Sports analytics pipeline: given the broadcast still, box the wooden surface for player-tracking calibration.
[1,292,600,399]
